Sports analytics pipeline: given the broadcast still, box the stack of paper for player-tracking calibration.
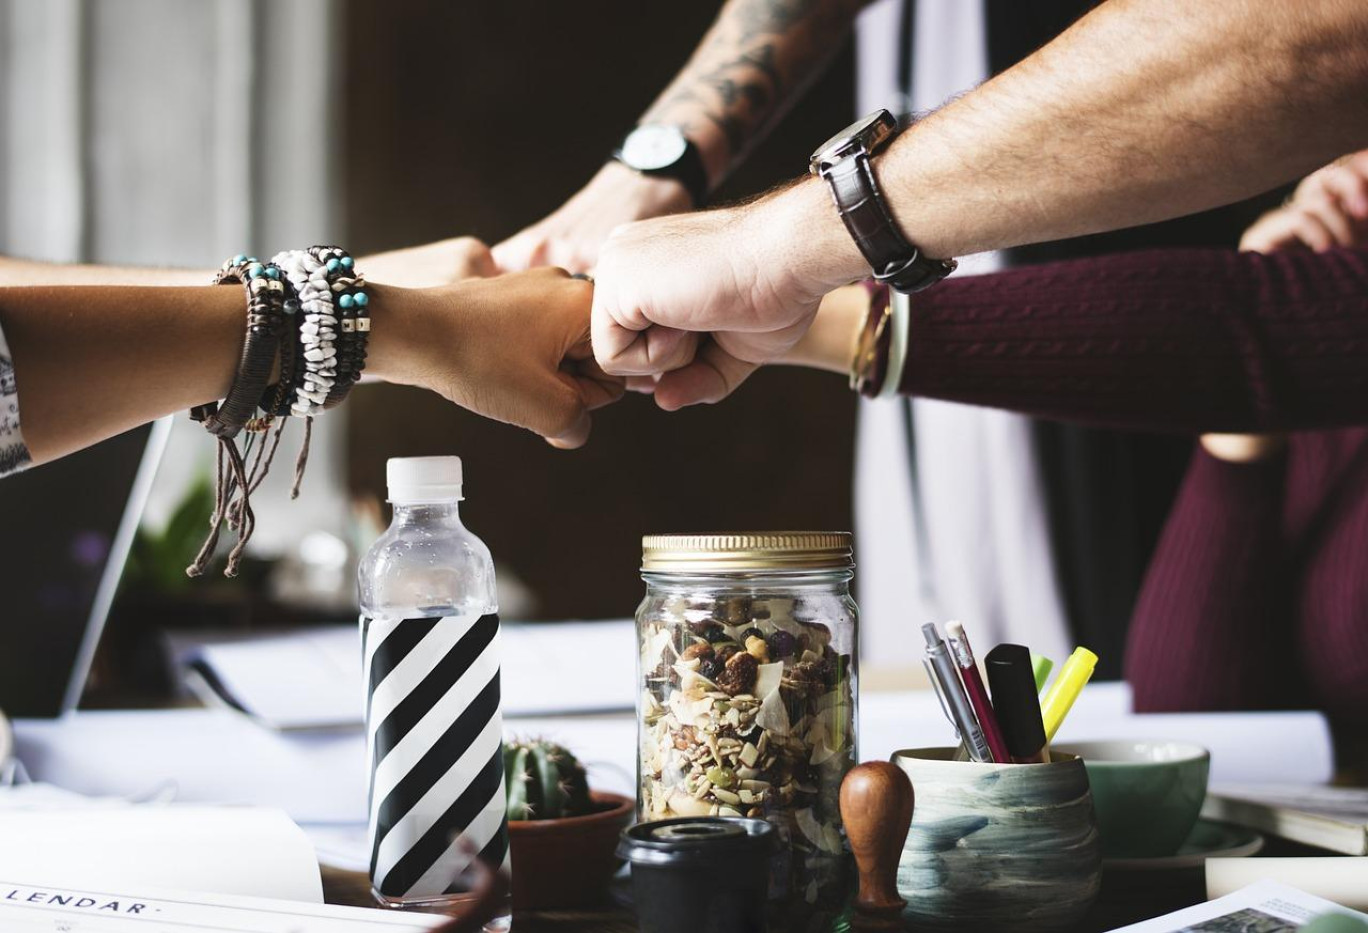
[176,619,638,728]
[0,806,322,903]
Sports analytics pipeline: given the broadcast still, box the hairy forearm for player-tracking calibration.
[641,0,867,185]
[0,255,210,286]
[777,0,1368,289]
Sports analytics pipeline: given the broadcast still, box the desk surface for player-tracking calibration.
[321,844,1319,933]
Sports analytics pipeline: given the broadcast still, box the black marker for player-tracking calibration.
[984,643,1051,764]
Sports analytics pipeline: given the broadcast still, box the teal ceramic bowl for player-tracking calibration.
[1054,740,1210,859]
[892,748,1101,933]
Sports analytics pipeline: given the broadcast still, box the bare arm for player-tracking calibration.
[1,272,618,465]
[493,0,867,272]
[592,0,1368,406]
[0,237,497,290]
[0,255,209,286]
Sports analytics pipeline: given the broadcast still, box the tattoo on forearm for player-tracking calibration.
[645,0,863,168]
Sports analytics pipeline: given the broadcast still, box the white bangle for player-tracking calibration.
[878,289,911,399]
[272,249,337,416]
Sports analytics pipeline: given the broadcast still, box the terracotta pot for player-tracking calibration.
[507,790,634,911]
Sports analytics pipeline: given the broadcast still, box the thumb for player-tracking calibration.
[492,230,545,273]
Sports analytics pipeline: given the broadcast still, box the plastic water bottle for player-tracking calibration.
[358,456,509,926]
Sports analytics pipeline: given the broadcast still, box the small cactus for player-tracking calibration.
[504,738,594,821]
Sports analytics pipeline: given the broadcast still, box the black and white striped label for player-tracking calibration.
[362,612,509,901]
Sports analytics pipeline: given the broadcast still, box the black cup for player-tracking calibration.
[617,817,776,933]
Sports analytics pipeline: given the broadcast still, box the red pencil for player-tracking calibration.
[945,620,1010,764]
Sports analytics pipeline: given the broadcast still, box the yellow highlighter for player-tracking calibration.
[1040,647,1098,742]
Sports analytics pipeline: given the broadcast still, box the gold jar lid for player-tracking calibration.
[641,532,854,573]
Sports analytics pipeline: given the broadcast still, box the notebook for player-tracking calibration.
[1203,784,1368,855]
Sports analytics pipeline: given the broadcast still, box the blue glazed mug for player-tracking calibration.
[892,748,1102,933]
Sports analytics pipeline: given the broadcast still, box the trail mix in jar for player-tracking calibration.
[639,593,855,932]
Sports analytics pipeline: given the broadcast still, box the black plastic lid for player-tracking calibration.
[617,817,776,867]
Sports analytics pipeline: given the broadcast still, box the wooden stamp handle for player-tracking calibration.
[840,762,914,926]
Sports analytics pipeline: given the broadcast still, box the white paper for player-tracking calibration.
[13,709,369,823]
[1207,859,1368,911]
[0,878,446,932]
[183,630,363,729]
[1108,880,1367,932]
[0,807,322,903]
[177,619,638,730]
[858,682,1335,785]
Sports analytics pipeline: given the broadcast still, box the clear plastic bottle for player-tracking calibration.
[358,456,509,928]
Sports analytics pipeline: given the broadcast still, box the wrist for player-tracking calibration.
[600,154,698,215]
[364,282,430,385]
[751,177,870,296]
[781,284,870,374]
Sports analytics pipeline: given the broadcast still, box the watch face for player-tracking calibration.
[809,110,897,174]
[620,125,689,171]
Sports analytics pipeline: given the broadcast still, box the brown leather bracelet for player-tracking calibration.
[191,258,288,439]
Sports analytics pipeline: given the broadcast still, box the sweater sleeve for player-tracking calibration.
[1124,446,1304,712]
[899,246,1368,433]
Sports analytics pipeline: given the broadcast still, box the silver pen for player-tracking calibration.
[923,622,994,762]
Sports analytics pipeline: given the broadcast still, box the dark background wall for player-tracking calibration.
[343,2,859,620]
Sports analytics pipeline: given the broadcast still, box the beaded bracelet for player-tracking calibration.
[308,246,369,410]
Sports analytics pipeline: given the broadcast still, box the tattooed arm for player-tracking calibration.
[492,0,867,273]
[637,0,865,187]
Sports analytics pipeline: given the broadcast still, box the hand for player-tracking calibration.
[359,237,498,288]
[369,270,622,448]
[591,180,862,410]
[1240,151,1368,252]
[492,162,694,274]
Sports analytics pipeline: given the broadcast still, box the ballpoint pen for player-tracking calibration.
[944,620,1009,764]
[923,623,993,762]
[985,643,1050,764]
[1040,647,1098,742]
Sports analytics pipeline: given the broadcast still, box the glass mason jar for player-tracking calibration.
[635,532,858,933]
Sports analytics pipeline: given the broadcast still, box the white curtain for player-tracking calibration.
[0,0,349,556]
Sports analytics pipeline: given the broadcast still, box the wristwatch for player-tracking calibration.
[614,124,709,209]
[809,110,956,293]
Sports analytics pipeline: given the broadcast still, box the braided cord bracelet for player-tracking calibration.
[188,256,290,578]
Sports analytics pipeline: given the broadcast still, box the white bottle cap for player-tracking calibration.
[387,456,463,503]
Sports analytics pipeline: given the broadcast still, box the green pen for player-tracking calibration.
[1032,653,1054,693]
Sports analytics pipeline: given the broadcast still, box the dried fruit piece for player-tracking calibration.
[714,642,742,665]
[680,642,715,663]
[782,659,826,697]
[717,650,758,696]
[767,630,798,660]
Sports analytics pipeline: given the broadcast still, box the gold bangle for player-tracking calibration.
[850,300,891,394]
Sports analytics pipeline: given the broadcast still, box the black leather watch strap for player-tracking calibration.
[613,138,709,209]
[824,153,956,293]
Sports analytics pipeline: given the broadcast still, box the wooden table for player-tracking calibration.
[321,837,1323,932]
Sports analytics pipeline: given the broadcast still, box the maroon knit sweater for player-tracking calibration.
[1123,434,1368,727]
[897,246,1368,726]
[900,246,1368,433]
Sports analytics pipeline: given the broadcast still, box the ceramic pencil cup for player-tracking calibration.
[891,748,1102,933]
